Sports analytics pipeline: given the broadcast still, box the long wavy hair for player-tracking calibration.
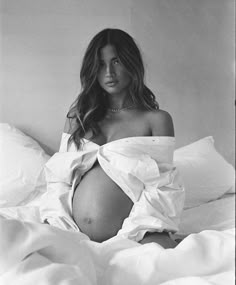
[67,28,159,149]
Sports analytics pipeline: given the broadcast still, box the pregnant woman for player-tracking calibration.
[41,28,184,248]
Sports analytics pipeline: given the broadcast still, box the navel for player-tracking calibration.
[83,217,93,224]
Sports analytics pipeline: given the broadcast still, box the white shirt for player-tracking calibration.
[40,133,185,242]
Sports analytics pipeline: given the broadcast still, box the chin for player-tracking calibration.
[104,86,128,96]
[103,88,120,95]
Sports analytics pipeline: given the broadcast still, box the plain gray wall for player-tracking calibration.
[0,0,235,165]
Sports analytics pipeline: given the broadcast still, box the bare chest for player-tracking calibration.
[88,111,151,146]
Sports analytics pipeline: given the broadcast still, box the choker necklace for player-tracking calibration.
[107,103,136,113]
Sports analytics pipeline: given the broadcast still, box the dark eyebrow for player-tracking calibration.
[99,56,119,62]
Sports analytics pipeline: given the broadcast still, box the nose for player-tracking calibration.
[105,63,114,77]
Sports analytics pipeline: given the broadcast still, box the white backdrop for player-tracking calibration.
[0,0,234,164]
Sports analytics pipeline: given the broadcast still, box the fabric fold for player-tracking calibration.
[40,133,185,242]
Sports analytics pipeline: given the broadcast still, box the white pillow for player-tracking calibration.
[0,123,50,207]
[174,136,235,209]
[177,193,235,235]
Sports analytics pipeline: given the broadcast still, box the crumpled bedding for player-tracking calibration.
[40,134,185,242]
[0,133,234,284]
[0,216,234,285]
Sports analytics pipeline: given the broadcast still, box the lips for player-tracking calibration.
[105,80,117,86]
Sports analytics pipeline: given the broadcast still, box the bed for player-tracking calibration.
[0,123,235,285]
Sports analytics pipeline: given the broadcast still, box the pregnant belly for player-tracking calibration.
[72,162,133,242]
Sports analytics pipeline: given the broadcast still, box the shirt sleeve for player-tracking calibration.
[39,134,97,231]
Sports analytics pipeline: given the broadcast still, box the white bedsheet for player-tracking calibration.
[0,216,234,285]
[0,191,235,284]
[0,131,234,284]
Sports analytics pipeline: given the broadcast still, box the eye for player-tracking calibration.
[113,59,120,65]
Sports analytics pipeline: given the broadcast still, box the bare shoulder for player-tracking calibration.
[146,109,174,137]
[63,116,77,134]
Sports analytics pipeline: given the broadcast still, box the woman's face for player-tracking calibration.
[97,45,131,96]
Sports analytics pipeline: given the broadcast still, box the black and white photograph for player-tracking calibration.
[0,0,235,284]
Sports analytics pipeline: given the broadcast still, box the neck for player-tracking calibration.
[107,92,133,110]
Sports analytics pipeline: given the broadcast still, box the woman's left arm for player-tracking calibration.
[140,110,180,248]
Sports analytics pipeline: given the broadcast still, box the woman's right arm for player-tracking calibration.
[59,117,77,152]
[63,117,77,134]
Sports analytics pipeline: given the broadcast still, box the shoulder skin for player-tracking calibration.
[64,117,77,134]
[147,109,175,137]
